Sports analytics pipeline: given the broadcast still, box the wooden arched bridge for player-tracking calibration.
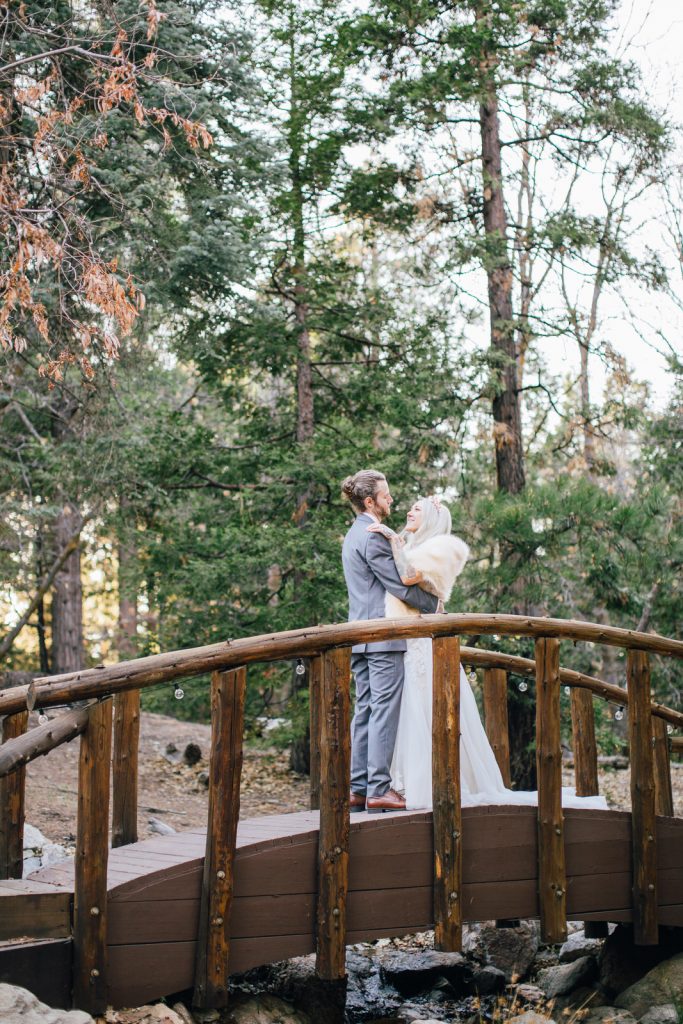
[0,615,682,1013]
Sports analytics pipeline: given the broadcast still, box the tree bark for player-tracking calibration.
[479,83,525,495]
[51,502,85,674]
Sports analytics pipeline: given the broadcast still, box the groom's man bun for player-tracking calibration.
[341,469,386,514]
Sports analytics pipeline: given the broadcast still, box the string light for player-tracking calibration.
[667,724,674,735]
[564,686,571,696]
[518,681,528,693]
[469,671,477,685]
[174,686,184,701]
[295,659,306,677]
[614,707,624,722]
[38,712,48,725]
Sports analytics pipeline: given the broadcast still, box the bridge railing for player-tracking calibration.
[0,614,682,1013]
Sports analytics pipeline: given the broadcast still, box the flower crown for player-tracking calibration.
[429,495,442,512]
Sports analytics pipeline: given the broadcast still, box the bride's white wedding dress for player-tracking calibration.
[387,535,607,811]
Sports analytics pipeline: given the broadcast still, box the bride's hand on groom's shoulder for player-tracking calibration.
[366,522,396,540]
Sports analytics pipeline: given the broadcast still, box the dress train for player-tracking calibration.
[391,636,608,811]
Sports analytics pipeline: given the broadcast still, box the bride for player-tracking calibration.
[369,495,607,811]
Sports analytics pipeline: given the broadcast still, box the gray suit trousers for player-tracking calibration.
[350,651,404,798]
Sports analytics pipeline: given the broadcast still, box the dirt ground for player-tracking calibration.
[23,710,683,848]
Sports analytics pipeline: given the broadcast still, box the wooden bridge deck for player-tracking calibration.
[1,804,683,1008]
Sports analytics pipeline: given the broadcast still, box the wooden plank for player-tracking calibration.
[0,711,29,879]
[628,649,658,944]
[535,637,567,944]
[309,655,322,811]
[570,687,599,797]
[0,891,71,941]
[432,635,462,952]
[73,699,113,1014]
[112,689,140,847]
[653,715,674,818]
[482,667,511,786]
[315,646,351,981]
[193,666,246,1010]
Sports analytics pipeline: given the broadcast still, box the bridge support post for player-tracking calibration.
[570,687,599,798]
[0,711,28,879]
[193,666,246,1010]
[628,650,658,945]
[112,689,140,847]
[653,715,674,818]
[316,647,351,981]
[309,655,323,811]
[483,667,511,787]
[432,636,462,952]
[536,637,567,945]
[73,698,113,1014]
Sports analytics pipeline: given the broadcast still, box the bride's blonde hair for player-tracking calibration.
[402,496,452,548]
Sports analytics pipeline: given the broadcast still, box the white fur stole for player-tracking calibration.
[385,534,470,618]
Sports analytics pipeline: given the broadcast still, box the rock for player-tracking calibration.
[615,951,683,1019]
[515,984,546,1004]
[469,922,539,982]
[469,964,506,995]
[223,994,310,1024]
[196,771,210,788]
[508,1012,556,1024]
[379,948,473,996]
[639,1006,678,1024]
[537,955,597,998]
[559,930,604,963]
[170,1005,196,1024]
[599,925,683,998]
[183,742,202,766]
[0,983,92,1023]
[104,1006,190,1023]
[579,1010,636,1024]
[148,816,176,835]
[22,823,68,876]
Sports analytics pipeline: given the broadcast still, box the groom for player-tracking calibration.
[341,469,439,813]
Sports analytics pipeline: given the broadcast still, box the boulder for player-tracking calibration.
[0,984,92,1024]
[469,922,539,982]
[536,956,597,998]
[639,1006,678,1024]
[379,949,473,997]
[469,964,506,995]
[515,984,546,1004]
[599,926,683,999]
[559,930,604,964]
[615,952,683,1019]
[223,995,311,1024]
[22,824,68,876]
[508,1012,556,1024]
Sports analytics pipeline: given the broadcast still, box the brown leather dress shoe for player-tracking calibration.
[366,788,406,814]
[350,791,366,812]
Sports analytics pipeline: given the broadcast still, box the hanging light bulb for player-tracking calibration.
[615,707,624,722]
[295,658,306,677]
[518,681,528,693]
[174,686,184,700]
[38,712,48,725]
[667,724,674,735]
[469,671,477,685]
[564,686,571,696]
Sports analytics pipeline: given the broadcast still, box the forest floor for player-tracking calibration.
[24,709,683,849]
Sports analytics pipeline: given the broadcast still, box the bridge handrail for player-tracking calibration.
[0,612,681,716]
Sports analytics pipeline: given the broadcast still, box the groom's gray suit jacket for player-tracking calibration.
[342,513,439,651]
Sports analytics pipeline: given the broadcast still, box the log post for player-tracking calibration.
[0,711,29,879]
[193,667,246,1010]
[309,655,322,811]
[627,650,658,944]
[316,647,351,981]
[482,667,511,786]
[432,635,462,952]
[112,689,140,847]
[535,637,567,944]
[653,715,674,818]
[73,699,113,1013]
[570,687,599,797]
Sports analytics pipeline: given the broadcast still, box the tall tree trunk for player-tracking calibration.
[479,84,525,495]
[117,504,138,662]
[51,502,84,674]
